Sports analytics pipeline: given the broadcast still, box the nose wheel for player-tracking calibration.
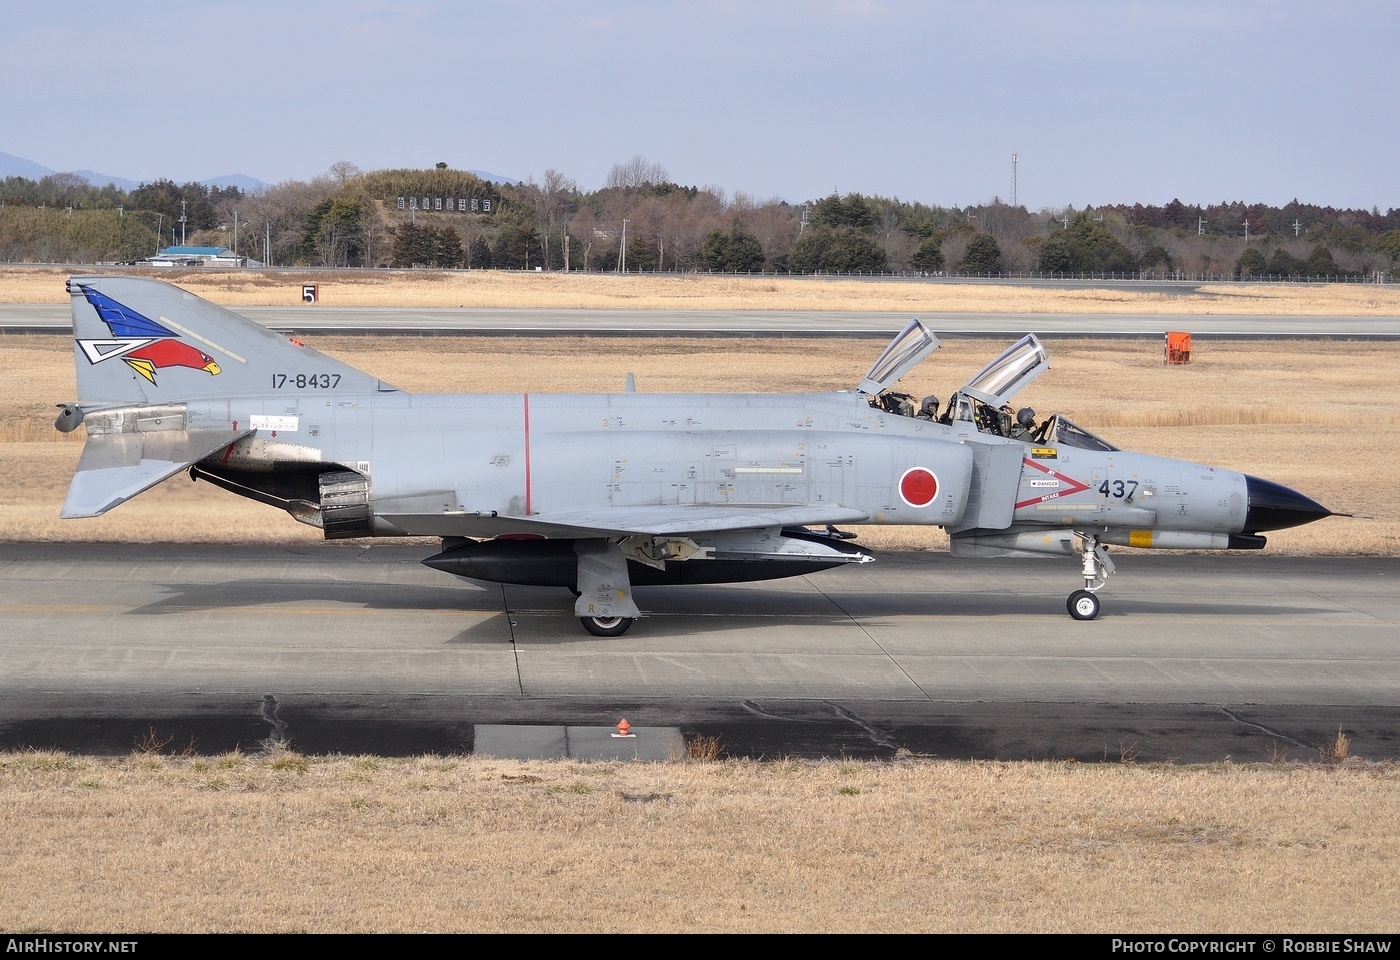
[1067,533,1115,620]
[1067,590,1101,621]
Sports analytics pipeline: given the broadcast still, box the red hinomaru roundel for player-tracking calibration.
[899,467,939,507]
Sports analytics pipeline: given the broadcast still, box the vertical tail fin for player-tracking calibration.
[69,275,395,406]
[61,275,395,519]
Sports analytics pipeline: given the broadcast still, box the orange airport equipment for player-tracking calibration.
[1165,331,1192,364]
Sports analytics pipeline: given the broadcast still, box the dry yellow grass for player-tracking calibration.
[3,264,1399,314]
[2,334,1390,553]
[0,752,1394,933]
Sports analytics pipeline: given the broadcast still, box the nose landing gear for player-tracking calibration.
[1067,533,1115,620]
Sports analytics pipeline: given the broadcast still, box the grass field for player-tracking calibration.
[4,264,1400,314]
[0,751,1395,933]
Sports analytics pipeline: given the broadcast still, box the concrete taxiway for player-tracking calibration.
[1,543,1395,761]
[4,303,1399,338]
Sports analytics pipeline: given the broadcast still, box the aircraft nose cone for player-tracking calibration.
[1244,475,1331,532]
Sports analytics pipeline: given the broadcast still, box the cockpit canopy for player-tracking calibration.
[958,334,1050,406]
[1039,414,1119,451]
[857,319,941,396]
[857,324,1119,450]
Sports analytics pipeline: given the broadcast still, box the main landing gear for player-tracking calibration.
[580,615,635,637]
[1067,533,1115,621]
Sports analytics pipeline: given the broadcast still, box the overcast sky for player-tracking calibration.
[4,1,1395,210]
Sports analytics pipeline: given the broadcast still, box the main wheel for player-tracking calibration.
[580,615,634,637]
[1067,590,1101,621]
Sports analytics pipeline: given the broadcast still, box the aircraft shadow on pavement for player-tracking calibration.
[126,579,1338,632]
[127,576,1335,636]
[446,582,1336,645]
[131,579,500,615]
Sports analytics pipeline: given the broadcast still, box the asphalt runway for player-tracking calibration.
[2,542,1395,762]
[4,303,1399,338]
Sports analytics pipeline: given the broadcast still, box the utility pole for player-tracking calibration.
[1198,216,1206,236]
[619,218,629,273]
[1243,218,1250,243]
[1293,219,1302,237]
[1060,214,1070,231]
[1011,152,1018,208]
[179,199,188,245]
[799,204,809,234]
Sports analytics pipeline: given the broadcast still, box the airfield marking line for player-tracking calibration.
[801,576,934,702]
[499,583,525,696]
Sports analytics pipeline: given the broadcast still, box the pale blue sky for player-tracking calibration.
[4,1,1395,209]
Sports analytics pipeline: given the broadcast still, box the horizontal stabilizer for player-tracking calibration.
[61,428,253,518]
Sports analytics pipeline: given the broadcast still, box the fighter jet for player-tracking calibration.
[56,276,1333,635]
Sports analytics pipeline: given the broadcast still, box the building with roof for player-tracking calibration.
[146,246,262,268]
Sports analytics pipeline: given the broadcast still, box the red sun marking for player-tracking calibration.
[899,467,939,507]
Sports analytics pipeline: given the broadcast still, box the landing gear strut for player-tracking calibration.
[1067,533,1115,621]
[573,540,641,636]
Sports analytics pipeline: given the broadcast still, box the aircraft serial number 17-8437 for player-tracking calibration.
[56,276,1334,636]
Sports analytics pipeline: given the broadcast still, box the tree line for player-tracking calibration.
[2,159,1397,278]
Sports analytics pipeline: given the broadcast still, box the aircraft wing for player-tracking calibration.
[61,427,254,519]
[484,504,872,538]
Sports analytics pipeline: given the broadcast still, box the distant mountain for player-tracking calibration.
[470,169,520,186]
[70,169,141,192]
[202,173,271,193]
[0,151,55,181]
[3,149,503,192]
[0,150,269,193]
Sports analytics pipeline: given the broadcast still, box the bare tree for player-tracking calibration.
[570,208,598,270]
[605,155,668,190]
[329,161,363,185]
[534,168,577,270]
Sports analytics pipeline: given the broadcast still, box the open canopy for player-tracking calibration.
[958,334,1050,406]
[857,319,941,395]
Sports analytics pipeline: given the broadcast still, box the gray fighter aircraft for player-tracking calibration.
[57,275,1333,635]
